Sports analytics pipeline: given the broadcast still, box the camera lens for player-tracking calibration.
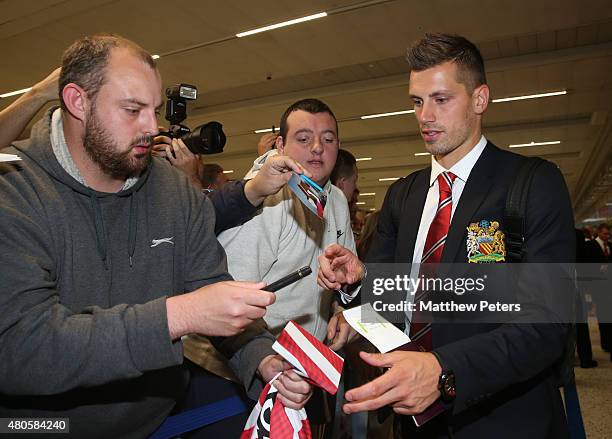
[182,121,226,155]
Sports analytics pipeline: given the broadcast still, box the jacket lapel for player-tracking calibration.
[442,142,499,263]
[396,169,430,262]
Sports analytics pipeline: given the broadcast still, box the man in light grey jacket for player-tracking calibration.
[220,99,358,343]
[186,99,358,434]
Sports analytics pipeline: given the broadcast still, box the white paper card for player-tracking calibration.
[0,153,21,162]
[342,303,411,353]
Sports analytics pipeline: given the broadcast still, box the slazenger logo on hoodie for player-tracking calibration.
[151,237,174,247]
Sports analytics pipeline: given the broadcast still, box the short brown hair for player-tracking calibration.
[597,223,610,233]
[200,163,224,188]
[406,33,486,92]
[331,149,357,184]
[279,98,338,142]
[59,34,156,110]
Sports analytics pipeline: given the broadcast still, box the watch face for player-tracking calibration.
[445,380,456,397]
[440,371,456,401]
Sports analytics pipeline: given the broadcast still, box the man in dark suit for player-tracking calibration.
[585,224,611,264]
[575,229,598,367]
[585,223,611,355]
[317,33,574,438]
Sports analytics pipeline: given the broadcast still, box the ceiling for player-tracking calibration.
[1,0,611,221]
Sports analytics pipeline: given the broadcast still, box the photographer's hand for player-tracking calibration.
[167,138,202,186]
[153,132,203,190]
[152,127,172,158]
[244,155,312,206]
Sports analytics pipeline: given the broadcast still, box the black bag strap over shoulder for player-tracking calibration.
[503,157,546,262]
[503,156,576,388]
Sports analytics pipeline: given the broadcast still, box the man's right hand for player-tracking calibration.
[257,132,279,156]
[166,280,275,339]
[0,67,60,149]
[244,154,311,206]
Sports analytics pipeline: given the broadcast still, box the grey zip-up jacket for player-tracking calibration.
[0,109,273,438]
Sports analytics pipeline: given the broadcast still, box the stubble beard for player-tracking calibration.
[423,111,477,158]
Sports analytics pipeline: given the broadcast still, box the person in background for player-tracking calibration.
[257,131,278,156]
[200,163,229,192]
[357,210,381,259]
[575,228,597,368]
[331,148,359,205]
[352,207,366,238]
[585,223,611,359]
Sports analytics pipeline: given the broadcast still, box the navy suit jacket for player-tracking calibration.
[366,142,575,438]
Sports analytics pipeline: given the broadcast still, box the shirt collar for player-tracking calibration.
[322,179,333,194]
[429,135,487,186]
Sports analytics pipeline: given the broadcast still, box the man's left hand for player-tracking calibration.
[326,311,357,351]
[343,351,442,415]
[258,355,313,410]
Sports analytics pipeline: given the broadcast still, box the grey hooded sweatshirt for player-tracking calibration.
[0,109,273,438]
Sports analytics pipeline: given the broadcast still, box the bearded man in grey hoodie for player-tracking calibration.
[0,34,311,438]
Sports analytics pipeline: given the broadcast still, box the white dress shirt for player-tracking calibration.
[596,237,610,256]
[404,136,488,328]
[412,135,488,263]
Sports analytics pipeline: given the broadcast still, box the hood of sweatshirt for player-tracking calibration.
[12,107,150,269]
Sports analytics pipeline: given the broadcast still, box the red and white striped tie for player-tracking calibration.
[411,171,457,349]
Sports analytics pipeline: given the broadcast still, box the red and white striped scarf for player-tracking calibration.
[241,321,344,439]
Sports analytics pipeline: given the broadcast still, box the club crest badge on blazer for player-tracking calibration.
[467,220,506,263]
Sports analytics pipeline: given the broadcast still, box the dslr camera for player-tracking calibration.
[159,84,226,155]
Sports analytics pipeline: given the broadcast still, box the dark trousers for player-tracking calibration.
[598,322,611,351]
[174,360,253,438]
[575,292,594,363]
[176,360,332,438]
[576,323,594,362]
[595,298,611,351]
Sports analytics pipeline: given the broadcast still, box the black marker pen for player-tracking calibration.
[263,266,312,292]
